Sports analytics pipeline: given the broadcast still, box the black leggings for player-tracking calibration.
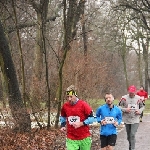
[140,111,143,118]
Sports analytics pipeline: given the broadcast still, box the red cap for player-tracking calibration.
[128,85,136,93]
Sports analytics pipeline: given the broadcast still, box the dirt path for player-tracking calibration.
[115,113,150,150]
[91,113,150,150]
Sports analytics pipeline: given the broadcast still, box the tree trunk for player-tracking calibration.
[12,0,26,107]
[137,37,143,85]
[0,20,31,132]
[55,0,86,128]
[0,71,7,108]
[30,0,49,113]
[142,38,149,91]
[120,35,129,89]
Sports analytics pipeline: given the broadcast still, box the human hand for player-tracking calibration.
[101,119,107,125]
[60,127,66,133]
[134,110,140,115]
[113,121,118,127]
[125,107,131,113]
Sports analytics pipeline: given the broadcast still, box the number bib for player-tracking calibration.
[68,116,80,125]
[128,104,137,110]
[105,117,115,124]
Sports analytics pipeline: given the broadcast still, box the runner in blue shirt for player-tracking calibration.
[96,92,122,150]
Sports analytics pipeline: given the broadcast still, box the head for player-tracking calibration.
[104,92,114,106]
[140,86,144,91]
[66,85,77,105]
[128,85,136,98]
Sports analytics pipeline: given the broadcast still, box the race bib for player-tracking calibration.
[68,116,80,125]
[105,117,115,124]
[128,104,137,110]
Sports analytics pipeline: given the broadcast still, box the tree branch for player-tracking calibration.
[6,1,63,33]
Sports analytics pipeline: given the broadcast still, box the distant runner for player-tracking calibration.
[136,85,148,122]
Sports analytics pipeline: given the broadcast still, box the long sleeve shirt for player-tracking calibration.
[118,94,145,124]
[96,104,122,136]
[61,99,93,140]
[137,90,148,100]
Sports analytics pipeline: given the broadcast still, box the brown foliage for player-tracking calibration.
[0,128,66,150]
[63,42,123,99]
[0,125,103,150]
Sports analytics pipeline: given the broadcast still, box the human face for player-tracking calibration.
[140,87,144,91]
[129,92,135,98]
[66,95,77,105]
[105,94,114,106]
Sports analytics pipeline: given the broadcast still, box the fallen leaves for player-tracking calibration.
[0,128,66,150]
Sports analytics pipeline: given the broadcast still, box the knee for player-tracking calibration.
[106,145,113,150]
[130,134,135,139]
[106,145,110,150]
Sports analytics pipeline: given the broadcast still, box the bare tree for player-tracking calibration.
[114,0,150,90]
[55,0,86,128]
[0,20,31,132]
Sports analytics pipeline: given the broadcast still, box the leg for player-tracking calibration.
[140,111,143,122]
[79,137,91,150]
[66,138,80,150]
[107,134,117,150]
[100,135,108,150]
[106,145,113,150]
[125,124,131,149]
[130,123,139,150]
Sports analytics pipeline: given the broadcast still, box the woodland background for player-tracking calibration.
[0,0,150,149]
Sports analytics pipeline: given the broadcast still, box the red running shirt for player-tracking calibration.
[61,100,92,140]
[137,90,148,100]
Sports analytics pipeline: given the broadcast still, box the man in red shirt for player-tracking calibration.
[60,85,94,150]
[136,86,148,122]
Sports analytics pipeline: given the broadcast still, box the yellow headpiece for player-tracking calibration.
[66,90,77,97]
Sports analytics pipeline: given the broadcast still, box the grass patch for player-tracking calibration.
[87,99,119,112]
[87,99,150,113]
[144,100,150,114]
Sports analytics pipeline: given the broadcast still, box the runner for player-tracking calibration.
[119,85,145,150]
[96,92,122,150]
[60,85,95,150]
[136,86,148,122]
